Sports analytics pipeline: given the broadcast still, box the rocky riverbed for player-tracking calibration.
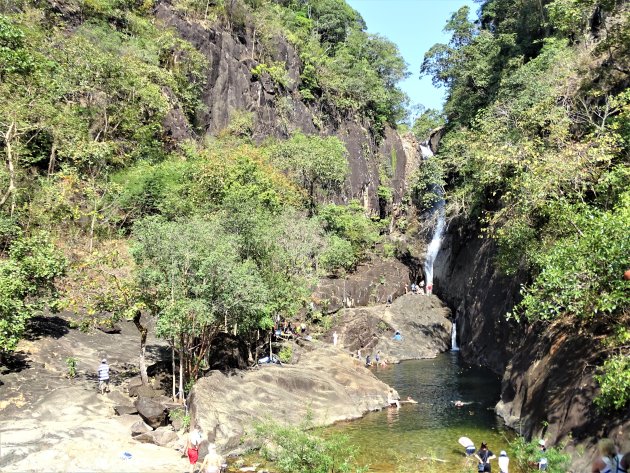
[0,293,453,471]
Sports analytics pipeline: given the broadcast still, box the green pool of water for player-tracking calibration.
[325,352,517,473]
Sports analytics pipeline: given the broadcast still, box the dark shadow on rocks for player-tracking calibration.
[23,315,70,341]
[0,350,30,374]
[146,344,171,361]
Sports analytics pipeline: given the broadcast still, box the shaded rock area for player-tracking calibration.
[314,257,411,313]
[433,215,629,471]
[208,332,249,371]
[0,315,187,472]
[188,345,394,454]
[496,320,630,472]
[330,293,452,363]
[433,218,524,374]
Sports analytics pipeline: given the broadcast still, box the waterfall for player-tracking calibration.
[420,140,445,295]
[451,322,459,351]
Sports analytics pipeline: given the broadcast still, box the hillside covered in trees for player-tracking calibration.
[0,0,629,466]
[0,0,413,395]
[419,0,629,416]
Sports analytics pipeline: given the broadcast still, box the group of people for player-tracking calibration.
[357,347,388,368]
[462,440,514,473]
[463,438,630,473]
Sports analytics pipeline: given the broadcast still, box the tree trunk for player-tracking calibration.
[132,310,149,385]
[172,342,176,402]
[0,120,18,215]
[178,346,185,402]
[47,140,56,177]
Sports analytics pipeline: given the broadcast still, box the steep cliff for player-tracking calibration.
[155,2,419,215]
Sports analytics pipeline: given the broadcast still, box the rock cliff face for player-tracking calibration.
[155,3,420,215]
[432,219,523,374]
[433,217,630,470]
[329,293,452,364]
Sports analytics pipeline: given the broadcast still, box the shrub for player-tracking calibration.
[253,420,367,473]
[511,437,571,473]
[278,345,293,364]
[594,354,630,412]
[320,235,355,273]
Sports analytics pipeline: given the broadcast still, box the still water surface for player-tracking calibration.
[326,352,516,472]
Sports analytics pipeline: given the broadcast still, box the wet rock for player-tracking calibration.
[134,397,167,428]
[114,405,138,416]
[188,345,392,454]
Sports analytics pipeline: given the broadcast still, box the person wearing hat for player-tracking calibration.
[498,450,509,473]
[475,442,496,472]
[97,358,110,394]
[200,443,225,473]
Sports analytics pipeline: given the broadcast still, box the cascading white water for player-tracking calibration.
[420,140,445,295]
[451,322,459,351]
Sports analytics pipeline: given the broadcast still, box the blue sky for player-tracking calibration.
[346,0,478,115]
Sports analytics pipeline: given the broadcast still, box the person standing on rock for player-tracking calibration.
[333,331,338,346]
[187,427,203,473]
[97,358,110,394]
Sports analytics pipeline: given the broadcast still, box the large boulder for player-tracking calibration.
[114,405,138,416]
[314,257,410,313]
[130,419,153,437]
[133,426,178,447]
[188,345,394,454]
[134,397,167,429]
[330,293,452,363]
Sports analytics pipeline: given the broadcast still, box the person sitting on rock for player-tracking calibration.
[97,358,110,394]
[386,295,392,307]
[392,330,402,341]
[200,443,224,473]
[591,439,621,473]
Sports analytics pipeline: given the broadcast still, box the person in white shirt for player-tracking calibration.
[498,450,509,473]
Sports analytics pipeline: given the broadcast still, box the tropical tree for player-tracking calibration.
[130,216,268,400]
[271,132,348,213]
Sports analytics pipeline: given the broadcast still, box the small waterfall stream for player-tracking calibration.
[451,322,459,351]
[420,141,445,295]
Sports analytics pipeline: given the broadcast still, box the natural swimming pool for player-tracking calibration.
[325,352,516,472]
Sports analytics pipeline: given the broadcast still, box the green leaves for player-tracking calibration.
[512,194,629,323]
[594,354,630,412]
[271,132,349,210]
[254,420,366,473]
[0,233,66,352]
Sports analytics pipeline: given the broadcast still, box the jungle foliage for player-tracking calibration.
[0,0,394,392]
[423,0,630,410]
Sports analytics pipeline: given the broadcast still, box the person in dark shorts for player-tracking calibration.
[475,442,496,472]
